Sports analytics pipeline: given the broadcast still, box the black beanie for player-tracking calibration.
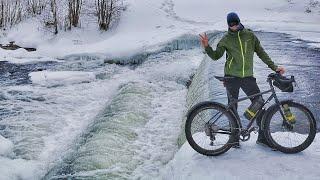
[227,12,240,26]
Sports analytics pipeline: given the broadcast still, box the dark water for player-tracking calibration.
[0,61,57,86]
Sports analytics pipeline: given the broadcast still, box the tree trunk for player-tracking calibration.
[0,1,4,28]
[96,0,118,31]
[50,0,58,34]
[68,0,82,29]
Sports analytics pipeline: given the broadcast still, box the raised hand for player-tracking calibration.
[199,33,209,48]
[276,66,285,75]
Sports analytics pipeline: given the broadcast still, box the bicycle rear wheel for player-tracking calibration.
[185,102,239,156]
[263,101,317,153]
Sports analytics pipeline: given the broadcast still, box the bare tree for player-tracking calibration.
[26,0,46,16]
[0,1,4,28]
[67,0,82,29]
[96,0,122,31]
[50,0,58,34]
[0,0,125,34]
[0,0,23,29]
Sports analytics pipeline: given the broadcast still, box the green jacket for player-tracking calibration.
[205,28,278,77]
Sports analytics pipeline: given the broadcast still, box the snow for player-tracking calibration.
[3,18,45,48]
[29,70,97,86]
[0,48,59,64]
[0,0,319,61]
[0,135,13,156]
[173,0,320,48]
[0,158,41,180]
[160,133,320,180]
[0,0,319,179]
[0,136,39,180]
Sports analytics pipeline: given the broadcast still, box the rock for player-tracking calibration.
[0,41,37,52]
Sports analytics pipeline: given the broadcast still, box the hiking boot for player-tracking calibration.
[256,138,270,147]
[256,138,278,151]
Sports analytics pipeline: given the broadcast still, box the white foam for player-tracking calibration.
[0,135,13,156]
[0,157,42,180]
[30,70,97,87]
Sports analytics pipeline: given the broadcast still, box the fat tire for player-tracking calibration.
[185,101,239,156]
[263,101,317,153]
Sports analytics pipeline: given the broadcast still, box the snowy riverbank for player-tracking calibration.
[160,133,320,180]
[0,0,319,179]
[0,0,319,62]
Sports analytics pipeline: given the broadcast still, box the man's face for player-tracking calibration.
[229,21,240,32]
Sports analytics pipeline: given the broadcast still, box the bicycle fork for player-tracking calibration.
[269,80,294,130]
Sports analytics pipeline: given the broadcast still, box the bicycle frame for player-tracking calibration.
[224,77,287,133]
[186,74,317,155]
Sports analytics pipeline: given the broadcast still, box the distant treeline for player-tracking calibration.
[0,0,125,34]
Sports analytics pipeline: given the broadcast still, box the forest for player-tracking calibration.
[0,0,125,34]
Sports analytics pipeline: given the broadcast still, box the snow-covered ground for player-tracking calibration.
[0,0,319,179]
[161,133,320,180]
[1,0,320,61]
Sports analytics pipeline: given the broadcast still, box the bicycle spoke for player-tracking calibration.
[185,103,239,156]
[208,111,222,123]
[267,104,314,150]
[212,112,224,124]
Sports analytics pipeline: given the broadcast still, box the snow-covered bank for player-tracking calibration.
[0,48,59,64]
[173,0,320,48]
[170,30,320,180]
[0,0,319,179]
[1,0,319,60]
[161,133,320,180]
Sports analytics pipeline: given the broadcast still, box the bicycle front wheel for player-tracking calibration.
[264,101,317,153]
[185,102,239,156]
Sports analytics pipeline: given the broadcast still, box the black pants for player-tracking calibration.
[225,76,261,107]
[224,76,265,140]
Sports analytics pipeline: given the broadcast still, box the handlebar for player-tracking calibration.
[268,72,295,84]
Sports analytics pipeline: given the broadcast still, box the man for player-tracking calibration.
[199,12,285,148]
